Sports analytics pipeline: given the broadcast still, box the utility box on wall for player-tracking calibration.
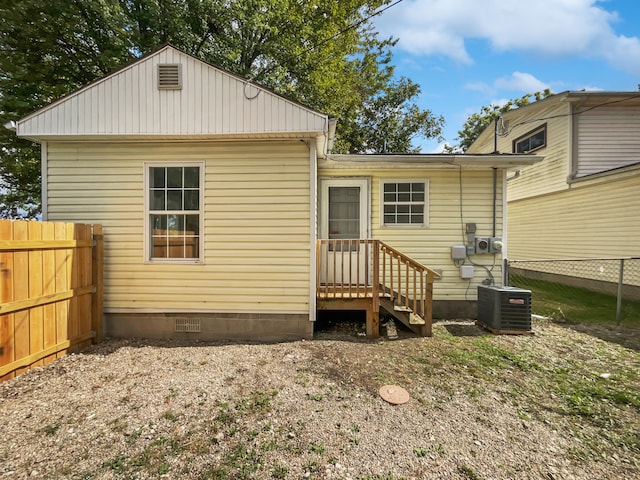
[475,237,490,254]
[475,237,502,254]
[460,265,474,279]
[477,285,532,333]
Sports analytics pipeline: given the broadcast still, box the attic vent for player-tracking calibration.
[158,64,182,90]
[174,318,201,333]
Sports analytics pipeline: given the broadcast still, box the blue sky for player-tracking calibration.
[373,0,640,151]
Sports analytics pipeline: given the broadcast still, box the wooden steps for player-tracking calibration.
[316,239,438,338]
[393,305,412,313]
[392,305,425,325]
[380,297,428,336]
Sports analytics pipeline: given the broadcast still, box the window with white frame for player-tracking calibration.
[382,181,428,226]
[146,164,203,261]
[513,124,546,153]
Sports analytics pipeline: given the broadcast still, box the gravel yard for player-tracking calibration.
[1,319,638,480]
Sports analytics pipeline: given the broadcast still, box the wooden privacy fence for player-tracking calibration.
[0,220,104,382]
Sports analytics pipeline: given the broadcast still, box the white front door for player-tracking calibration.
[319,179,369,285]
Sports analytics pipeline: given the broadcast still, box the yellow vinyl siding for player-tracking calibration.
[319,167,504,301]
[468,100,572,201]
[47,140,311,313]
[508,170,640,259]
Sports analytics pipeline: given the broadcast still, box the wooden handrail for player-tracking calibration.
[316,240,438,300]
[378,241,441,278]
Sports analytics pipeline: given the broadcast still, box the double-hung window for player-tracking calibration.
[146,163,203,262]
[381,181,428,227]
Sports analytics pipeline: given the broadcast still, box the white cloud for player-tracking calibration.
[375,0,640,75]
[599,34,640,73]
[465,82,492,94]
[427,141,450,153]
[464,72,550,96]
[494,72,550,92]
[489,98,510,109]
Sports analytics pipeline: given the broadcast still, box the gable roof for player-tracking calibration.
[468,91,640,153]
[16,45,328,142]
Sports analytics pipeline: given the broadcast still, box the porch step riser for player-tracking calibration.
[380,298,426,335]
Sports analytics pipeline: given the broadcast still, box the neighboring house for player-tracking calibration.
[11,45,539,340]
[468,91,640,262]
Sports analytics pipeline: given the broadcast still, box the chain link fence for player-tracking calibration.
[505,257,640,327]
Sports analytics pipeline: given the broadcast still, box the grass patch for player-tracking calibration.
[307,442,325,454]
[162,410,177,421]
[421,322,640,461]
[102,455,126,474]
[199,465,230,479]
[271,462,288,479]
[41,423,60,436]
[224,444,263,479]
[413,447,428,458]
[510,275,640,327]
[440,336,540,380]
[459,464,483,480]
[234,389,277,414]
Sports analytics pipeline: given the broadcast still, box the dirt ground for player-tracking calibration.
[0,317,638,480]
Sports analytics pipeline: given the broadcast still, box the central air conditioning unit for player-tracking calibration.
[477,285,532,332]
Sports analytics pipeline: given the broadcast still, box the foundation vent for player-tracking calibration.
[158,64,182,90]
[174,318,201,333]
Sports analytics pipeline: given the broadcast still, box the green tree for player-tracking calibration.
[0,0,132,218]
[0,0,443,218]
[452,89,552,152]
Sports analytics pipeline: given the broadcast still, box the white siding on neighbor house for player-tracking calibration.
[507,169,640,259]
[319,166,505,301]
[468,100,572,202]
[46,140,312,313]
[575,106,640,177]
[18,46,326,138]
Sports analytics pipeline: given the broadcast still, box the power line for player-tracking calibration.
[249,0,406,84]
[498,92,640,138]
[303,0,406,56]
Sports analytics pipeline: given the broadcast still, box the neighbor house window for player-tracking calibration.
[146,163,203,262]
[513,124,546,153]
[381,181,428,226]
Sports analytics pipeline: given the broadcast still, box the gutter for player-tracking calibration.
[324,153,544,169]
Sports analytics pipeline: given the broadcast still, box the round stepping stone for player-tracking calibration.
[379,385,410,405]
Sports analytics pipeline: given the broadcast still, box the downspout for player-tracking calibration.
[492,167,497,238]
[492,116,499,238]
[568,100,578,181]
[501,169,508,285]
